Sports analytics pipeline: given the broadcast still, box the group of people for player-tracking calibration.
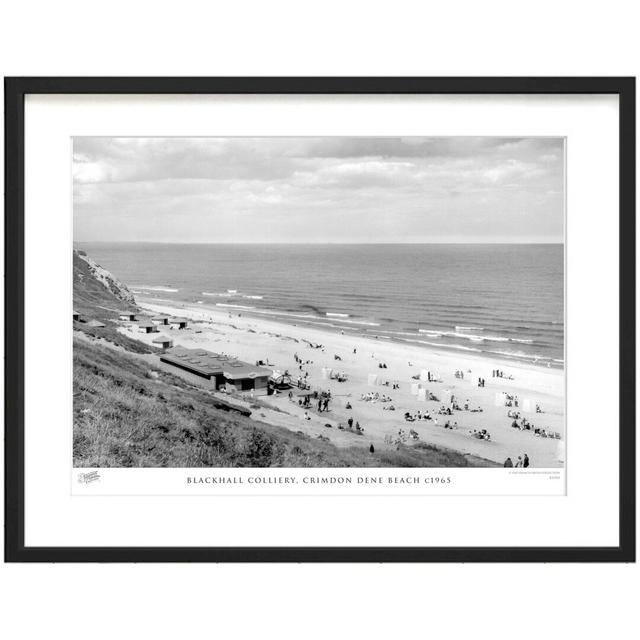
[470,428,491,440]
[344,417,364,433]
[504,453,530,468]
[510,417,561,439]
[293,353,313,366]
[504,393,519,408]
[404,410,432,422]
[360,391,392,403]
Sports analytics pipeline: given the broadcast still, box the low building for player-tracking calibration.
[73,309,80,322]
[152,336,173,349]
[86,319,106,328]
[169,317,188,329]
[138,322,159,334]
[119,312,137,321]
[158,346,271,396]
[151,315,169,325]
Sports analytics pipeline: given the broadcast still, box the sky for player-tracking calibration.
[73,137,565,243]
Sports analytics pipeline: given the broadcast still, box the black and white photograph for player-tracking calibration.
[72,136,565,472]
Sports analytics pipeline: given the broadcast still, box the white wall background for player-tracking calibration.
[1,1,638,639]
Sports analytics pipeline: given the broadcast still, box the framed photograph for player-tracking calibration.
[4,77,635,562]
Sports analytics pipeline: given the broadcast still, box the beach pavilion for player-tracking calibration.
[151,315,169,325]
[119,312,137,321]
[158,346,271,396]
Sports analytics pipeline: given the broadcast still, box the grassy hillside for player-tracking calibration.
[74,338,495,468]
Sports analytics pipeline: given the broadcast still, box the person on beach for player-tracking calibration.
[348,418,353,429]
[523,453,530,468]
[515,456,523,468]
[504,457,514,467]
[369,444,375,454]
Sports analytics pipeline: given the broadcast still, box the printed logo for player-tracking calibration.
[78,470,101,484]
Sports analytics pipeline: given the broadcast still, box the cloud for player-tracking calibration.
[73,137,565,243]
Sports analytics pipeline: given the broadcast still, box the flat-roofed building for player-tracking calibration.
[86,319,106,328]
[119,312,137,321]
[73,309,80,322]
[151,315,169,325]
[158,346,271,396]
[169,317,188,329]
[138,321,159,334]
[152,336,173,349]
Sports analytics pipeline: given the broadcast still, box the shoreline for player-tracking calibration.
[126,295,565,467]
[136,295,565,383]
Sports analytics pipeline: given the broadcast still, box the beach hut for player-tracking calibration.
[321,367,333,380]
[138,322,159,334]
[151,315,169,325]
[367,373,378,386]
[419,369,429,382]
[73,309,80,322]
[118,312,137,321]
[152,336,173,349]
[417,388,428,402]
[410,382,420,395]
[169,317,188,329]
[86,319,105,328]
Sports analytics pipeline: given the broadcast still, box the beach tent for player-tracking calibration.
[367,374,378,386]
[522,398,533,413]
[410,382,420,396]
[321,367,333,380]
[419,369,429,382]
[417,388,428,402]
[494,392,506,407]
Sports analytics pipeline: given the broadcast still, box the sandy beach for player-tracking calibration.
[121,297,565,468]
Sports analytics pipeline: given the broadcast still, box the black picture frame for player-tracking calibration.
[4,77,636,563]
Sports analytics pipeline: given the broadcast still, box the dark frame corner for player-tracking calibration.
[4,77,636,563]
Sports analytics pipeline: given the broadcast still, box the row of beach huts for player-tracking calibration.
[73,309,271,396]
[117,312,188,350]
[73,309,189,350]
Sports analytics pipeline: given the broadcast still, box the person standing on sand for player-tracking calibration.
[523,453,530,468]
[515,456,523,468]
[369,444,375,454]
[504,457,513,467]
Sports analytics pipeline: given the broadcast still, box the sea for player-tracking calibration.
[77,243,565,369]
